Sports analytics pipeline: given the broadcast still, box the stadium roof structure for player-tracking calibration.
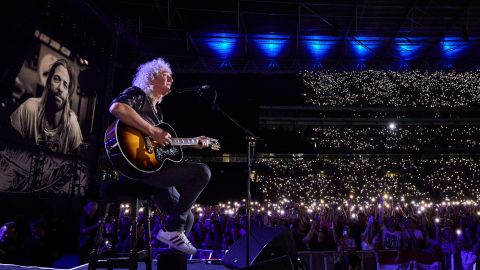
[86,0,480,72]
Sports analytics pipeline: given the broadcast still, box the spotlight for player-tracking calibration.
[388,122,396,130]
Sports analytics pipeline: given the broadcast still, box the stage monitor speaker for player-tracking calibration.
[237,255,294,270]
[221,226,297,269]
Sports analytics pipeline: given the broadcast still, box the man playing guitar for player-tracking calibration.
[108,57,211,255]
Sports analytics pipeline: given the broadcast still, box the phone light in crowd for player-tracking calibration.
[196,207,203,212]
[456,229,462,235]
[307,208,313,213]
[383,194,389,199]
[435,218,440,223]
[199,213,203,217]
[125,209,130,214]
[401,196,405,202]
[477,211,480,216]
[280,210,285,215]
[351,213,357,219]
[267,210,272,216]
[349,194,354,199]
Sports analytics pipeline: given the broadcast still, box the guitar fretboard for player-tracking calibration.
[171,138,202,146]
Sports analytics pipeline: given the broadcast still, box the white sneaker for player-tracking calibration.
[156,229,197,255]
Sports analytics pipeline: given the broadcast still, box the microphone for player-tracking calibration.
[176,85,210,94]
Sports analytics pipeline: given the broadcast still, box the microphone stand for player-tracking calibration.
[195,89,258,267]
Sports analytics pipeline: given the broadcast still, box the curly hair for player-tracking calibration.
[132,57,172,95]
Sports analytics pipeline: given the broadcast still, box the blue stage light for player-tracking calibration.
[395,38,425,60]
[251,34,289,58]
[352,43,370,58]
[204,33,239,59]
[349,37,381,60]
[441,37,470,58]
[304,36,336,60]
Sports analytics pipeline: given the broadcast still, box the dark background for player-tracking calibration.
[1,0,480,254]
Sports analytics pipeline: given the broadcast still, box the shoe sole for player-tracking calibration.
[157,234,197,255]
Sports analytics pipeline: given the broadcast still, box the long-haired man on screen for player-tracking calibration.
[10,59,83,154]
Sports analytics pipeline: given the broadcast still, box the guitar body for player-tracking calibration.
[104,120,183,179]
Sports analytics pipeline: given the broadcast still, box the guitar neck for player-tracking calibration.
[171,138,201,146]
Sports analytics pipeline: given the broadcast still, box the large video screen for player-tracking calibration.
[0,29,95,195]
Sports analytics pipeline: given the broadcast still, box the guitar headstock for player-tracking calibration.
[208,138,221,151]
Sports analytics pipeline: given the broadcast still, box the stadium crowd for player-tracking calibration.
[302,70,480,108]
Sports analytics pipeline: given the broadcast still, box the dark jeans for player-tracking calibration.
[138,162,211,233]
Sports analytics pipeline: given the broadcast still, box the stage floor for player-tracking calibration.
[0,261,228,270]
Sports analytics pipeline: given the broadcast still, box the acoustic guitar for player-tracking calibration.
[104,120,220,179]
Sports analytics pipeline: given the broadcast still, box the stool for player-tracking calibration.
[88,176,153,270]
